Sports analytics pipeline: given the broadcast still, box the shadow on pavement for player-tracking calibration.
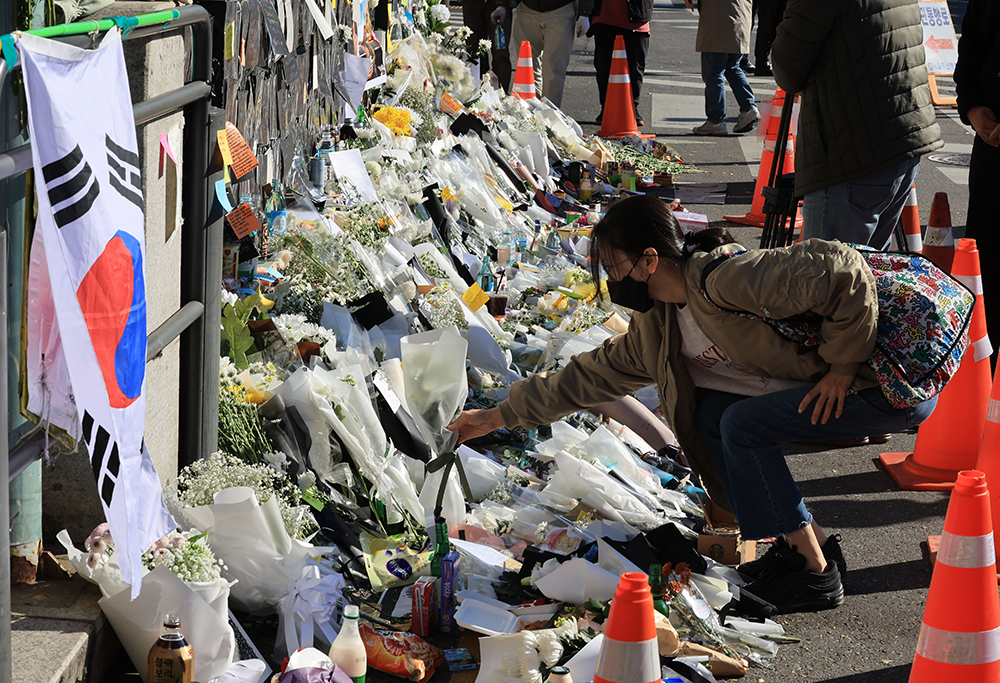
[843,558,933,595]
[818,664,911,682]
[806,495,950,529]
[796,469,909,496]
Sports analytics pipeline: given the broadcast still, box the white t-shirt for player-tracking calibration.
[675,304,809,396]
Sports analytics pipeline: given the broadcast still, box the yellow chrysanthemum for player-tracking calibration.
[372,105,412,136]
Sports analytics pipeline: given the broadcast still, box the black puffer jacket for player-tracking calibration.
[772,0,943,197]
[954,0,1000,128]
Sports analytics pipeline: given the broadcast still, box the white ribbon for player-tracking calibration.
[280,564,346,654]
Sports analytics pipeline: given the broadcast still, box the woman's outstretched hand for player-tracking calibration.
[447,408,506,444]
[798,370,856,425]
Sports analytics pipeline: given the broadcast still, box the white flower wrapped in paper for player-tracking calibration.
[58,529,236,683]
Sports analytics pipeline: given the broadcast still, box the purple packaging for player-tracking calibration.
[440,550,460,633]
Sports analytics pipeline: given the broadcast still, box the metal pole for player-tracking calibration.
[0,230,12,683]
[178,8,219,466]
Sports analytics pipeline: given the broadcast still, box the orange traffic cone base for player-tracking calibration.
[724,211,803,229]
[879,451,960,491]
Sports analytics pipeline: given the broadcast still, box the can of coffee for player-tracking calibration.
[309,155,325,189]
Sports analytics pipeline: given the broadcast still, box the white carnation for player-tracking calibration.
[429,3,450,21]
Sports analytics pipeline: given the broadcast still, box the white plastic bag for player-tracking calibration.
[398,328,468,455]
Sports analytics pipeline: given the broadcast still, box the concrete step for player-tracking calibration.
[11,573,125,683]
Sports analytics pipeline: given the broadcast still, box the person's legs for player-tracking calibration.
[490,1,514,92]
[537,2,577,107]
[802,158,920,248]
[723,52,756,112]
[623,31,649,115]
[963,138,1000,365]
[712,385,936,542]
[592,25,616,111]
[700,52,728,122]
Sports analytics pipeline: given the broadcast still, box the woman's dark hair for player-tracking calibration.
[588,195,736,291]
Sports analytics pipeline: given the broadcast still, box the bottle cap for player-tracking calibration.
[344,604,359,620]
[163,614,181,628]
[550,666,570,674]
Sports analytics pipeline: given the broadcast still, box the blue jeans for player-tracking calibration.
[694,386,937,541]
[700,52,755,123]
[801,157,920,250]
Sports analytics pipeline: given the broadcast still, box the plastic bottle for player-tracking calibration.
[266,179,287,238]
[545,222,561,252]
[148,614,194,683]
[546,666,574,683]
[329,605,367,683]
[497,230,513,265]
[649,564,671,618]
[528,220,543,256]
[431,517,449,577]
[579,170,593,203]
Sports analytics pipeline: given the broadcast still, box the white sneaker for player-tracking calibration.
[734,106,761,134]
[692,120,728,136]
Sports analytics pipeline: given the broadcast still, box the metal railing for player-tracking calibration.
[0,7,220,682]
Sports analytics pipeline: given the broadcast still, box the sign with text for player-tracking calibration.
[918,0,959,76]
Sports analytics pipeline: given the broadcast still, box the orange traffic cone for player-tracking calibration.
[909,471,1000,682]
[725,88,802,229]
[593,572,660,683]
[881,239,993,490]
[512,41,536,100]
[597,36,653,140]
[922,193,954,272]
[899,184,923,253]
[965,366,1000,577]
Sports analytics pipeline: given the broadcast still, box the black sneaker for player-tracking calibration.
[742,546,845,614]
[739,535,848,580]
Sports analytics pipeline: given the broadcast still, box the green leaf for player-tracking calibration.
[296,235,316,257]
[221,303,255,370]
[235,293,261,324]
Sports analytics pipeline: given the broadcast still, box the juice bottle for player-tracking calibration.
[329,605,368,683]
[147,615,194,683]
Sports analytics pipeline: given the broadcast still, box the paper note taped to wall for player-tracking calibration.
[225,122,259,180]
[226,203,262,240]
[327,149,377,202]
[342,52,372,110]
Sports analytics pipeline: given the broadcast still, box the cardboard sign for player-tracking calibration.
[226,203,262,240]
[918,0,959,75]
[225,122,259,180]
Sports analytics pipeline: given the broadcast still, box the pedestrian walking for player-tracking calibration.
[449,195,940,614]
[771,0,943,250]
[954,0,1000,365]
[687,0,760,136]
[491,0,593,107]
[464,0,513,93]
[590,0,652,126]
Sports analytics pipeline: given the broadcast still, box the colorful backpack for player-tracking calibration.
[700,246,976,409]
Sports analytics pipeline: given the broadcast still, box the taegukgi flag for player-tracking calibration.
[17,29,175,598]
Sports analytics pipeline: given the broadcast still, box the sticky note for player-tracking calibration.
[462,283,490,312]
[441,187,457,202]
[224,22,235,60]
[217,129,234,182]
[158,131,179,179]
[225,122,259,180]
[226,203,262,239]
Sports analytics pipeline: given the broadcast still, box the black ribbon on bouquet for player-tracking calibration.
[425,449,475,517]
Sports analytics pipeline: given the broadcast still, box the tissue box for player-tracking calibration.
[411,576,438,637]
[697,501,756,566]
[674,210,710,234]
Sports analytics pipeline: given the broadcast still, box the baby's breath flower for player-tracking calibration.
[142,530,227,584]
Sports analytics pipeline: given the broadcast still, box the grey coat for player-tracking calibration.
[771,0,943,196]
[694,0,752,54]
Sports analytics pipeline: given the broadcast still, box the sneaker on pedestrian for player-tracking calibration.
[739,534,848,581]
[692,119,728,136]
[741,543,845,614]
[734,106,760,134]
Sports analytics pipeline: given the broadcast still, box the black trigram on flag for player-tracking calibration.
[82,410,120,508]
[41,144,100,229]
[106,135,143,212]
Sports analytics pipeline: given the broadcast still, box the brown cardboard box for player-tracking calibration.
[697,500,756,566]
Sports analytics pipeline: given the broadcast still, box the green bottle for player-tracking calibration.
[431,517,449,577]
[649,564,670,618]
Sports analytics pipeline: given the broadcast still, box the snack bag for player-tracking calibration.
[359,625,445,683]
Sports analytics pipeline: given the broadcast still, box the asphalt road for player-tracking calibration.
[549,4,975,681]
